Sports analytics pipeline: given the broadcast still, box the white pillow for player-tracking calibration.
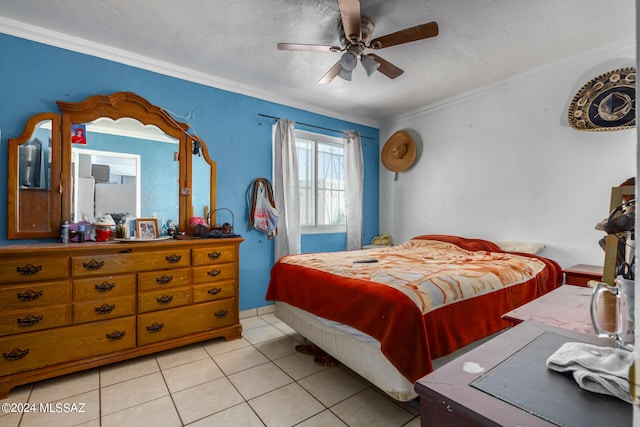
[496,241,545,254]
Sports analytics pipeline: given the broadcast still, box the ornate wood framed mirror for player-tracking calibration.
[7,92,216,240]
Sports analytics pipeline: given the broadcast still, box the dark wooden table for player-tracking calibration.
[502,285,595,335]
[414,322,629,427]
[563,264,603,287]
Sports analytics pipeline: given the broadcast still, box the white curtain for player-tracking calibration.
[344,130,363,250]
[273,118,300,261]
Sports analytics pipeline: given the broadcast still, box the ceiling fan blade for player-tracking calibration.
[318,61,343,85]
[277,43,341,52]
[368,54,404,79]
[338,0,362,41]
[369,21,439,49]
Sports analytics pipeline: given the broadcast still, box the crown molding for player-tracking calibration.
[0,16,378,129]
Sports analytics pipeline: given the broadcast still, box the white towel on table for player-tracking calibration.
[546,341,633,404]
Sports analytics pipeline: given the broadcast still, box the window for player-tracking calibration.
[295,130,345,233]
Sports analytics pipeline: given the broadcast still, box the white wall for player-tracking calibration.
[379,40,636,269]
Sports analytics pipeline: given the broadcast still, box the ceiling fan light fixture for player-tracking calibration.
[361,55,380,77]
[337,67,353,81]
[339,51,358,71]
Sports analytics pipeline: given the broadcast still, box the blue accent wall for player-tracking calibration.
[0,34,379,310]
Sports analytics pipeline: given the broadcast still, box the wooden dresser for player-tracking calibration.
[0,237,242,397]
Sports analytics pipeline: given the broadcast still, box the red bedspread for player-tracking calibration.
[266,234,563,383]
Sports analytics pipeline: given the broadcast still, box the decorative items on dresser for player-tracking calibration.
[0,237,242,398]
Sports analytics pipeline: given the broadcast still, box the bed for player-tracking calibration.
[266,234,563,401]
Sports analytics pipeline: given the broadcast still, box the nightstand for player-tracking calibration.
[414,322,629,427]
[563,264,603,287]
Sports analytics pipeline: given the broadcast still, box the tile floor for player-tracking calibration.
[0,311,421,427]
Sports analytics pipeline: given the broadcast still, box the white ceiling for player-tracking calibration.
[0,0,635,127]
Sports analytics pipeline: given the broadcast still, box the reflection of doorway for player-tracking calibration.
[72,148,141,222]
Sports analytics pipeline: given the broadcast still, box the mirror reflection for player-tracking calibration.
[70,118,179,227]
[17,120,52,230]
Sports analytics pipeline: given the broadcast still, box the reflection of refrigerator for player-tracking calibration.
[76,177,96,222]
[95,184,135,218]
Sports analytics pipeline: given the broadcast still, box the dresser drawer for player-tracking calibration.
[193,281,235,303]
[138,268,190,292]
[0,257,68,284]
[0,316,136,376]
[192,246,237,266]
[71,249,190,277]
[192,264,236,284]
[0,305,69,336]
[0,280,70,310]
[138,287,192,313]
[73,275,136,300]
[73,296,136,323]
[137,299,237,346]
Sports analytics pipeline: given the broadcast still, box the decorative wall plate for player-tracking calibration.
[568,67,636,131]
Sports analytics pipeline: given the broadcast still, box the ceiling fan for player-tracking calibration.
[277,0,439,84]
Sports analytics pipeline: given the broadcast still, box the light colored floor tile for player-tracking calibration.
[0,413,21,427]
[272,321,298,335]
[100,355,159,387]
[0,383,31,405]
[249,383,324,427]
[213,346,269,375]
[297,367,368,407]
[155,344,211,370]
[254,335,299,360]
[296,409,348,427]
[29,370,99,403]
[331,388,414,427]
[162,357,224,393]
[202,337,251,356]
[241,316,270,330]
[20,389,99,427]
[187,402,265,427]
[403,416,421,427]
[101,395,181,427]
[101,372,168,416]
[228,362,293,400]
[273,351,327,381]
[172,377,244,425]
[242,324,286,345]
[258,312,279,324]
[74,419,101,427]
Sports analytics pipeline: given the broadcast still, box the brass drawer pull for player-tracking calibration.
[208,251,222,260]
[17,314,43,326]
[165,254,182,263]
[3,348,29,361]
[156,275,174,285]
[207,269,222,277]
[83,260,105,271]
[16,263,42,276]
[146,322,164,333]
[95,282,116,292]
[95,303,116,314]
[214,309,228,318]
[17,289,43,301]
[208,287,222,295]
[106,330,126,341]
[156,295,174,304]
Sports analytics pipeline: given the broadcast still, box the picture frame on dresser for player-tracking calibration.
[136,218,159,239]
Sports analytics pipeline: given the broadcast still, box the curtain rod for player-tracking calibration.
[257,113,374,141]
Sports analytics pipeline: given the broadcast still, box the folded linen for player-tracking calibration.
[546,341,633,403]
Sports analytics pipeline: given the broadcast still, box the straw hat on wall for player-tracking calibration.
[381,130,416,173]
